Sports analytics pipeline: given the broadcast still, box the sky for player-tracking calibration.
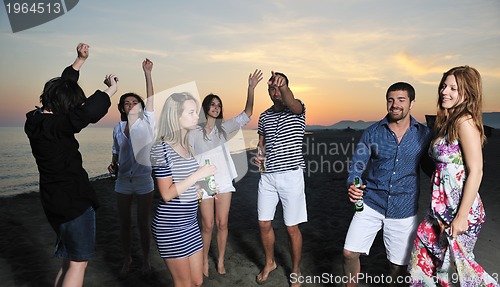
[1,0,499,129]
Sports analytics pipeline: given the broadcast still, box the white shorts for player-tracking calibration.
[258,168,307,226]
[344,204,417,266]
[200,184,235,201]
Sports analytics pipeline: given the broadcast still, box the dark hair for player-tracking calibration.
[117,93,145,121]
[199,93,227,140]
[386,82,415,101]
[268,72,289,86]
[39,77,86,114]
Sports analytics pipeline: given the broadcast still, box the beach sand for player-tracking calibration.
[1,130,498,286]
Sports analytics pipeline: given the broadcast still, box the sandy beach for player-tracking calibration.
[1,130,498,287]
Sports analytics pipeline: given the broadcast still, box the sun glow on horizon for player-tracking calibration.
[0,1,499,128]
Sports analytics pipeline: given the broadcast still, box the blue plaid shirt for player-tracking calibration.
[348,115,432,219]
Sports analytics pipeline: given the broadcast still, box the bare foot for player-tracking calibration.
[217,260,226,275]
[203,260,209,277]
[256,260,277,285]
[290,270,302,287]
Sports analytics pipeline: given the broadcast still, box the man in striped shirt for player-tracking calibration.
[255,71,307,286]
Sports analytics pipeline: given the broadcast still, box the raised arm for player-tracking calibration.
[77,73,117,125]
[72,43,89,71]
[269,71,303,114]
[103,74,119,98]
[61,43,90,81]
[143,58,154,112]
[245,69,263,117]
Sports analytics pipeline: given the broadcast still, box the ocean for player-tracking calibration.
[0,126,259,198]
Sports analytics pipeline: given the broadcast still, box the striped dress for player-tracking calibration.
[150,142,202,258]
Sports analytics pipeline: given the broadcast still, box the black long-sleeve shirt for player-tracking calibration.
[24,66,111,229]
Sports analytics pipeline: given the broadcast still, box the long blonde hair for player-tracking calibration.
[155,92,198,150]
[434,66,485,145]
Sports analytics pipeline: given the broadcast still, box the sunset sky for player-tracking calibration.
[1,0,499,129]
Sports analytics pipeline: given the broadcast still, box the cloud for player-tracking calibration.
[394,52,444,76]
[93,47,169,58]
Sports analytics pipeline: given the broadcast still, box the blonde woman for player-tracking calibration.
[150,92,216,287]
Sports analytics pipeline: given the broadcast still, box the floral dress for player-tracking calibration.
[408,137,498,286]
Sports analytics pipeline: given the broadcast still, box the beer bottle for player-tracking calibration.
[257,146,266,172]
[204,159,217,196]
[110,162,119,180]
[354,176,364,212]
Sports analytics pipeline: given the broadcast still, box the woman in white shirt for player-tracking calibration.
[189,70,262,276]
[108,59,155,275]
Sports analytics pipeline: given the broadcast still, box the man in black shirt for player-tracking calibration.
[25,43,118,286]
